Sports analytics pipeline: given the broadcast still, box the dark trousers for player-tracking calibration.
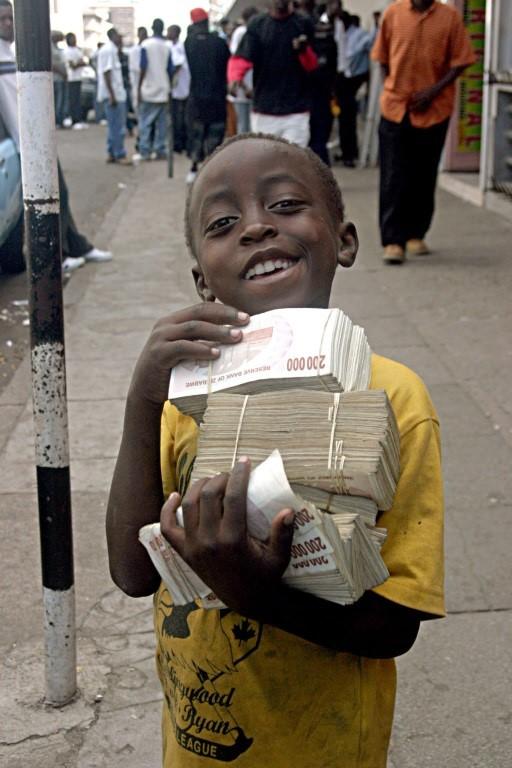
[58,162,92,258]
[172,98,188,153]
[189,118,225,166]
[53,80,67,126]
[309,90,333,166]
[378,115,449,247]
[336,72,366,162]
[68,81,82,124]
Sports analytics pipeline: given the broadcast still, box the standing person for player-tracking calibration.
[298,0,337,165]
[167,24,190,154]
[371,0,475,264]
[117,34,135,137]
[339,14,373,167]
[97,27,131,165]
[326,0,348,162]
[228,0,318,147]
[64,32,86,128]
[129,26,147,113]
[136,18,174,162]
[184,8,230,184]
[51,30,68,128]
[0,0,113,270]
[107,133,445,768]
[228,6,259,135]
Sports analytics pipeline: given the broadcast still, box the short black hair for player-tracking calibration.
[152,18,164,35]
[242,6,259,22]
[184,133,344,260]
[107,27,117,41]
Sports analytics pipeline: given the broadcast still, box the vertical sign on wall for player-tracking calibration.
[444,0,486,171]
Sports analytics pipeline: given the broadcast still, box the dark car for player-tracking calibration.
[0,113,24,274]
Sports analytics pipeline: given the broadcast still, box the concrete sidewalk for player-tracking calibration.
[0,153,511,767]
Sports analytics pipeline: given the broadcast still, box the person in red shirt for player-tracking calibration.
[371,0,475,264]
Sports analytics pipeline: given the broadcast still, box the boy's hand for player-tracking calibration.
[129,304,249,406]
[160,458,295,616]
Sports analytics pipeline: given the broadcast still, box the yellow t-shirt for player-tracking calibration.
[155,353,445,767]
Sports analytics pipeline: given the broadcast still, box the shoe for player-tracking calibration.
[115,156,133,166]
[406,238,430,255]
[186,169,197,184]
[62,117,72,128]
[343,159,356,168]
[72,122,85,130]
[99,119,108,126]
[155,153,167,161]
[83,247,113,263]
[132,152,151,164]
[62,256,85,272]
[383,244,405,264]
[106,155,116,163]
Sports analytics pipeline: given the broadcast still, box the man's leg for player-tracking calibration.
[406,119,450,241]
[111,101,127,159]
[138,101,156,158]
[172,99,183,152]
[54,81,64,126]
[281,113,310,148]
[309,93,333,165]
[69,82,82,124]
[58,162,93,259]
[104,100,115,159]
[154,104,169,158]
[204,121,226,158]
[378,116,409,248]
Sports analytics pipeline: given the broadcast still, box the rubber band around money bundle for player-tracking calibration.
[231,394,249,468]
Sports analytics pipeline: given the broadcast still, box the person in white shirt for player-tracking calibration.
[167,24,190,154]
[136,18,174,161]
[64,32,85,127]
[97,27,130,164]
[228,6,258,134]
[129,26,148,112]
[0,0,113,270]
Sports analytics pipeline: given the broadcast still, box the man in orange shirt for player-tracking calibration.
[371,0,475,264]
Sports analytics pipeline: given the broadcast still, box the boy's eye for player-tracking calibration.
[205,216,238,234]
[269,199,305,212]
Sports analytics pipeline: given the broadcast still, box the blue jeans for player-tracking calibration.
[54,80,67,126]
[104,100,127,160]
[233,101,251,134]
[138,101,168,158]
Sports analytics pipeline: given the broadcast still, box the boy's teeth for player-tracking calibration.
[244,258,294,280]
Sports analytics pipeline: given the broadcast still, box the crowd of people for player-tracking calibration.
[0,0,476,271]
[50,2,378,178]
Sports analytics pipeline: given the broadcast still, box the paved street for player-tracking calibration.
[0,124,137,393]
[0,126,511,767]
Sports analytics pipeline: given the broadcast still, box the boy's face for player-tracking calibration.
[190,139,357,316]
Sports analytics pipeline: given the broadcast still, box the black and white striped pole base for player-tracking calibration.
[14,0,76,705]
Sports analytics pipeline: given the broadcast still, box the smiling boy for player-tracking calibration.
[107,134,444,767]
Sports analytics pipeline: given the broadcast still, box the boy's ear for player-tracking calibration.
[337,222,358,268]
[192,262,216,302]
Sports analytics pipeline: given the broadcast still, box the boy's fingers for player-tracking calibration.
[163,320,246,345]
[160,492,186,552]
[172,303,250,327]
[222,457,251,538]
[269,509,295,566]
[181,478,209,533]
[198,473,229,538]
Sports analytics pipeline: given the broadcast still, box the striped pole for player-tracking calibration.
[13,0,76,705]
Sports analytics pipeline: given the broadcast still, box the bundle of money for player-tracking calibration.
[139,451,389,610]
[168,308,371,422]
[192,389,400,510]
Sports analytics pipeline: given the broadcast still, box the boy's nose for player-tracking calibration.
[239,221,278,245]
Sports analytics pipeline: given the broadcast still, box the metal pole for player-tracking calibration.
[167,93,174,178]
[14,0,76,706]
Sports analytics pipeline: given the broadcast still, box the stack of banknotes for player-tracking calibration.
[192,389,399,511]
[168,308,372,422]
[139,451,389,609]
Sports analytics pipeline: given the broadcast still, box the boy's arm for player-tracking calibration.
[161,461,423,659]
[106,304,250,597]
